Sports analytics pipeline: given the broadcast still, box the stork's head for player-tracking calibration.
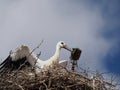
[57,41,72,52]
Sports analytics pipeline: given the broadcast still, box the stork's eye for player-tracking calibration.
[61,42,64,44]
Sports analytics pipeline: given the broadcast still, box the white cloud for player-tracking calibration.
[0,0,115,71]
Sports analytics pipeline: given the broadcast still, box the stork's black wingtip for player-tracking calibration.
[0,55,11,66]
[0,55,12,73]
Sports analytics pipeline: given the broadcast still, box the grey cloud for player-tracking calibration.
[0,0,115,71]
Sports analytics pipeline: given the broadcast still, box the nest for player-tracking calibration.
[0,66,93,90]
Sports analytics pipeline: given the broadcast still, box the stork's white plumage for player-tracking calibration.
[0,41,72,73]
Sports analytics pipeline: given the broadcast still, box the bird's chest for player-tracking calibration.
[46,56,59,66]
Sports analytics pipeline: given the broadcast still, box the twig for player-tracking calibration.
[6,79,24,90]
[43,82,48,90]
[48,78,52,88]
[66,83,80,88]
[37,51,41,58]
[30,39,44,55]
[14,82,24,90]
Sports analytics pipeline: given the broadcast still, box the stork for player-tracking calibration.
[0,41,72,73]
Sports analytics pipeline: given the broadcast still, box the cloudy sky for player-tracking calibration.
[0,0,120,76]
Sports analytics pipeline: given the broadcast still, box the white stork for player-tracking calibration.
[0,41,72,73]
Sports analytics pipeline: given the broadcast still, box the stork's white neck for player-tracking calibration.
[54,45,61,59]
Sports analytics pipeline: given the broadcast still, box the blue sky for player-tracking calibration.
[0,0,120,78]
[98,0,120,74]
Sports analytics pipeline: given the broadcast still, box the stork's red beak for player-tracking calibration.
[63,45,72,52]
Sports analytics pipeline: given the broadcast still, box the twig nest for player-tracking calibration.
[70,48,82,60]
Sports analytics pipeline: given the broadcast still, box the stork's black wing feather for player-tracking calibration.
[0,55,30,74]
[0,55,11,70]
[0,55,10,66]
